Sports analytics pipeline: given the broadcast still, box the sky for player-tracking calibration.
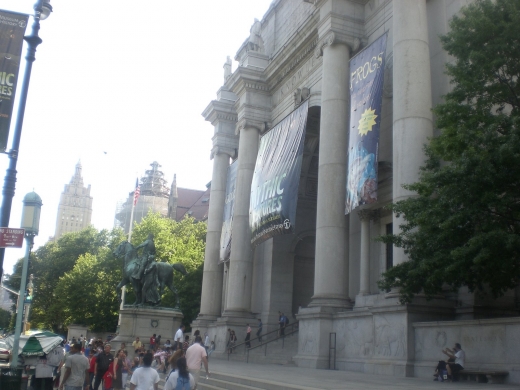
[0,0,274,275]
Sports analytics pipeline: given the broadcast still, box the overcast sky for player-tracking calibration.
[0,0,273,275]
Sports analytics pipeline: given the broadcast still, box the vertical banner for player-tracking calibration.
[250,100,308,246]
[345,34,388,214]
[0,10,29,152]
[219,160,237,263]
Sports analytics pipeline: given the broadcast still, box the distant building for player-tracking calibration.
[54,161,93,238]
[116,161,210,234]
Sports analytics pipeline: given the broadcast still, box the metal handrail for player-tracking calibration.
[227,321,299,361]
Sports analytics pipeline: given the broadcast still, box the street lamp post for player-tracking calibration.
[10,191,42,368]
[0,0,52,282]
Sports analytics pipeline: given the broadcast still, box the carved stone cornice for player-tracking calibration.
[315,30,361,58]
[202,100,238,126]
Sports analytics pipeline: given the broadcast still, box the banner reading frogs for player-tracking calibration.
[345,34,387,214]
[250,100,308,246]
[0,10,29,152]
[219,160,237,263]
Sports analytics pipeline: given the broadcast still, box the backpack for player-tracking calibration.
[285,316,289,325]
[175,376,191,390]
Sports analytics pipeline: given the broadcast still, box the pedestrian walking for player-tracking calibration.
[129,352,160,390]
[245,324,251,348]
[59,343,89,390]
[163,357,194,390]
[185,336,209,390]
[93,344,114,390]
[256,318,263,343]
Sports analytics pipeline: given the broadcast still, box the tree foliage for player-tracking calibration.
[129,213,206,327]
[378,0,520,303]
[5,227,125,333]
[0,308,11,331]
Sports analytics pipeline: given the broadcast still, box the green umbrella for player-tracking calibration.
[5,331,63,356]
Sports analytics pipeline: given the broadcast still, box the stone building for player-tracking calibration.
[194,0,520,383]
[54,161,93,238]
[116,162,210,233]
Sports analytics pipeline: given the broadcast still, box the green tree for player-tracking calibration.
[54,250,122,332]
[129,213,206,326]
[378,0,520,303]
[5,227,125,332]
[0,308,11,331]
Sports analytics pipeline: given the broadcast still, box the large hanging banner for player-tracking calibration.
[219,160,237,263]
[0,10,29,152]
[250,100,308,246]
[345,34,388,214]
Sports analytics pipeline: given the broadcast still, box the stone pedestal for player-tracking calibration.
[112,306,183,347]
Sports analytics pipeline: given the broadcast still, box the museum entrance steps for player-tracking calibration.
[211,323,300,366]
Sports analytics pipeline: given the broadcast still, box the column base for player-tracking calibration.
[190,314,220,336]
[308,295,353,310]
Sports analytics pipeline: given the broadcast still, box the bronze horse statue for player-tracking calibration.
[113,241,188,308]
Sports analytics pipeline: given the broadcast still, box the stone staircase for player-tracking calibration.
[198,371,314,390]
[212,332,299,366]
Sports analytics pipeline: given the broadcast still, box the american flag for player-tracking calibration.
[133,178,141,206]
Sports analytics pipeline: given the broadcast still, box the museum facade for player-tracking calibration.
[193,0,520,382]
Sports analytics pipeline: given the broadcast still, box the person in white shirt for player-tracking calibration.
[130,352,160,390]
[173,325,185,351]
[185,336,209,390]
[443,343,465,381]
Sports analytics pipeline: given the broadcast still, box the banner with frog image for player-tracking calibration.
[345,34,387,214]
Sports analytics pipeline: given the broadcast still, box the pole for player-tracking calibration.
[0,0,44,282]
[10,234,33,367]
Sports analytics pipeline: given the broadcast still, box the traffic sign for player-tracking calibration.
[0,228,25,248]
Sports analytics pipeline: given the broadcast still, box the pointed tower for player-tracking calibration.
[54,161,93,238]
[168,174,178,220]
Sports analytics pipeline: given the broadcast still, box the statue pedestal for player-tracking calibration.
[112,306,183,350]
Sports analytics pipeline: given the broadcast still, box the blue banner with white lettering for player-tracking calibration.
[345,34,387,214]
[0,10,29,152]
[220,160,237,263]
[250,100,308,246]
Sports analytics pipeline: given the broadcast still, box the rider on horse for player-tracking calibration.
[134,233,156,280]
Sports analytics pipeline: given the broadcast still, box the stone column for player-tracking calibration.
[392,0,433,265]
[310,32,356,309]
[358,210,371,296]
[198,150,232,319]
[224,124,260,315]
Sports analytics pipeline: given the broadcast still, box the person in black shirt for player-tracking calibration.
[93,344,114,390]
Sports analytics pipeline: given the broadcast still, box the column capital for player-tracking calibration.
[315,31,361,58]
[236,118,268,135]
[210,146,235,160]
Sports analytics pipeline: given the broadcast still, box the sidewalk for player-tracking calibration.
[205,359,519,390]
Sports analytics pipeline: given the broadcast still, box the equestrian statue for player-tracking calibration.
[113,234,188,308]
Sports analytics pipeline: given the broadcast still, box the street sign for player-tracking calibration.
[0,228,25,248]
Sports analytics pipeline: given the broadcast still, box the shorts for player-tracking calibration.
[188,368,201,388]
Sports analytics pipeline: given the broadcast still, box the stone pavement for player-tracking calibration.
[199,359,519,390]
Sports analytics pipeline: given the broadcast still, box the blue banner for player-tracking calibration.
[345,34,387,214]
[219,160,237,263]
[250,100,308,246]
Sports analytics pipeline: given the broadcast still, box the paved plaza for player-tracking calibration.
[201,359,519,390]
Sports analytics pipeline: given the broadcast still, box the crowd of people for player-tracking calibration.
[24,328,212,390]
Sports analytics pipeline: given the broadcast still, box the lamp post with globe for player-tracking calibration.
[10,191,42,367]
